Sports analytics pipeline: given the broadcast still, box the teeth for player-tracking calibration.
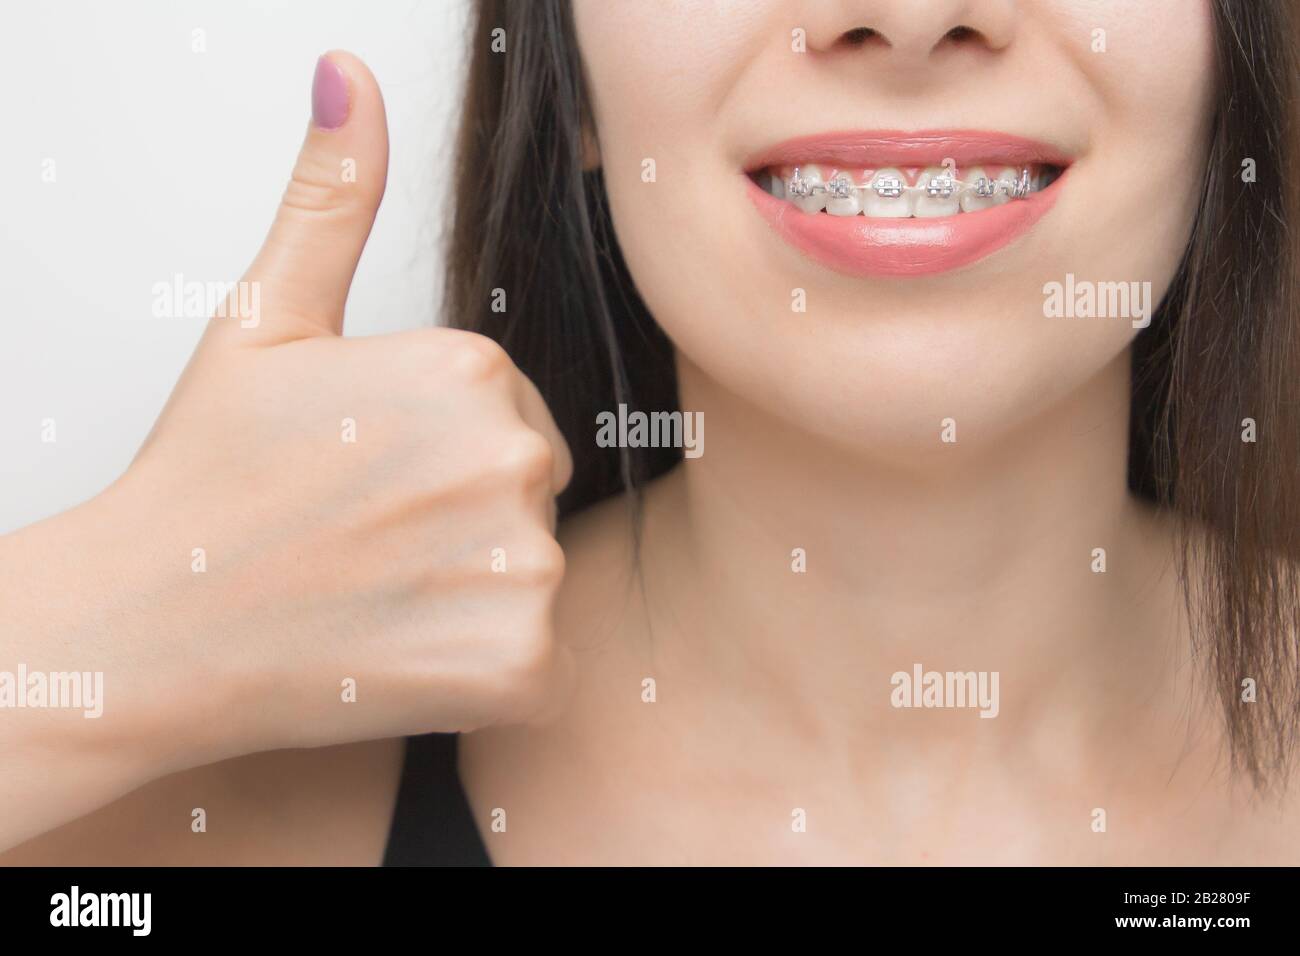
[862,167,913,218]
[959,165,998,212]
[824,172,862,216]
[791,164,827,214]
[914,165,960,218]
[993,166,1022,201]
[768,163,1055,217]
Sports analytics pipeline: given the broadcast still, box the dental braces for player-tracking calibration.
[786,166,1034,201]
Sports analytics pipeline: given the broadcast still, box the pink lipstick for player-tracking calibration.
[744,130,1071,278]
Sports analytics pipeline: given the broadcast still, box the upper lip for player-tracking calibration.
[743,129,1075,172]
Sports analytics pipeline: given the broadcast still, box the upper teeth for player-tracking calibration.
[768,164,1050,217]
[871,173,904,198]
[925,173,955,198]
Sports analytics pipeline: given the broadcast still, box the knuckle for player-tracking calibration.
[445,332,511,382]
[511,535,567,588]
[553,437,575,490]
[497,430,556,488]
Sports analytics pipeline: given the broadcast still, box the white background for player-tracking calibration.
[0,0,470,532]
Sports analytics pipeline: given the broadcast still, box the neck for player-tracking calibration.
[637,347,1192,764]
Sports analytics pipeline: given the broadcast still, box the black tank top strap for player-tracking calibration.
[382,732,492,866]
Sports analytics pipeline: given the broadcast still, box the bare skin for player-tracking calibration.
[7,467,1298,866]
[1,742,402,867]
[461,435,1300,866]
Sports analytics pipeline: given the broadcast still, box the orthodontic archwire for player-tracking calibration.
[785,166,1035,201]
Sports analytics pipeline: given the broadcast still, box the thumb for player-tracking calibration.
[231,51,389,345]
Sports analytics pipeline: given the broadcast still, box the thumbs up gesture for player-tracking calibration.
[113,53,576,763]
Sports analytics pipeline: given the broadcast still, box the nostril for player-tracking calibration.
[840,27,888,48]
[943,25,978,43]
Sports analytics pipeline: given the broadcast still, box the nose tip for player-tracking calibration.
[812,0,1018,67]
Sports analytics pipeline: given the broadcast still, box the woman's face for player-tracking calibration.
[573,0,1215,459]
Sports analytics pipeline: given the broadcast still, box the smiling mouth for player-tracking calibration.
[749,163,1065,218]
[744,130,1073,277]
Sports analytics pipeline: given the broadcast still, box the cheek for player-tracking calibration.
[574,0,787,357]
[1057,0,1216,283]
[574,0,771,132]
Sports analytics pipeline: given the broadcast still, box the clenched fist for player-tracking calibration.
[103,52,576,762]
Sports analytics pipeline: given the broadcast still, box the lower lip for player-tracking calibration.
[746,172,1065,278]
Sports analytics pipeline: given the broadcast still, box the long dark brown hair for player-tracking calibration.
[445,0,1299,787]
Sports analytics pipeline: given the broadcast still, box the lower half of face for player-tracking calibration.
[574,0,1214,459]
